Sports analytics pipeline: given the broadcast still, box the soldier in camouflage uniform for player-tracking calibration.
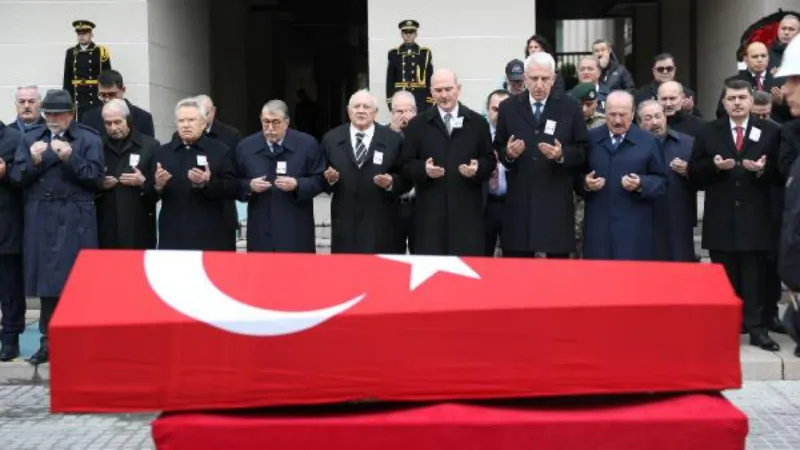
[568,83,606,257]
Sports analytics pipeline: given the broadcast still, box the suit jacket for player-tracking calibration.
[0,122,23,255]
[207,119,242,153]
[715,70,791,122]
[688,116,782,252]
[494,91,589,254]
[322,123,410,254]
[780,150,800,290]
[400,103,495,256]
[81,99,155,138]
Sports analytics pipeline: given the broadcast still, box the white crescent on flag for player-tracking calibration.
[143,250,365,337]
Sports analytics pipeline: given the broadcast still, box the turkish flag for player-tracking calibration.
[50,250,742,413]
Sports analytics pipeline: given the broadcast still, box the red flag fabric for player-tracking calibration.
[151,394,748,450]
[50,250,742,413]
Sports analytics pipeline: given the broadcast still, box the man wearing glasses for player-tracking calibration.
[634,53,701,117]
[79,70,155,138]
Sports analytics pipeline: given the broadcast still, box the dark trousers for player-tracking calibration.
[503,250,571,259]
[710,250,767,331]
[484,195,504,257]
[397,198,416,254]
[0,255,25,342]
[764,253,783,322]
[39,297,59,344]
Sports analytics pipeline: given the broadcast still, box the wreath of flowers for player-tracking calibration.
[737,9,800,60]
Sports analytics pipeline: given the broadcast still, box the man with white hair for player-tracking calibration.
[578,90,667,261]
[233,99,325,253]
[95,99,160,250]
[494,51,590,258]
[388,90,418,253]
[9,85,45,132]
[321,89,410,253]
[152,97,238,250]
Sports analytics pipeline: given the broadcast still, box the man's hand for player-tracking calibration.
[374,173,393,189]
[250,176,271,193]
[324,166,339,185]
[538,139,563,160]
[505,135,526,159]
[621,173,641,191]
[714,154,736,171]
[102,176,119,190]
[30,141,47,165]
[425,157,445,178]
[670,158,688,176]
[275,176,298,191]
[51,140,73,161]
[742,154,767,173]
[584,170,606,191]
[390,115,408,132]
[154,162,172,190]
[681,96,695,111]
[119,167,146,187]
[458,159,478,178]
[188,165,210,186]
[0,158,5,179]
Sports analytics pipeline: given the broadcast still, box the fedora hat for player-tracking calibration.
[40,89,74,113]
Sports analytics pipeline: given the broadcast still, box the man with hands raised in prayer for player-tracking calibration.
[399,68,495,256]
[578,90,667,261]
[152,97,238,251]
[688,78,782,352]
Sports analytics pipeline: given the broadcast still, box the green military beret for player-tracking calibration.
[569,82,597,102]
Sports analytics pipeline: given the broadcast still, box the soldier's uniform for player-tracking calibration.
[568,83,606,257]
[386,20,434,112]
[62,20,112,121]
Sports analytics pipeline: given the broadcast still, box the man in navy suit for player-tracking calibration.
[493,52,590,258]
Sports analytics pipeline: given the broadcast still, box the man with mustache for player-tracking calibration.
[578,90,667,261]
[10,85,46,132]
[688,78,782,352]
[399,68,495,256]
[657,81,705,138]
[321,90,410,253]
[233,99,324,253]
[10,89,105,365]
[95,99,160,250]
[637,100,697,262]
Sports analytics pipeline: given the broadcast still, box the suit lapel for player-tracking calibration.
[740,119,762,159]
[337,128,358,168]
[429,107,450,138]
[716,120,739,157]
[515,95,539,130]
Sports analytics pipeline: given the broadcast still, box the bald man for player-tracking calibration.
[717,41,789,122]
[657,81,705,137]
[399,68,495,256]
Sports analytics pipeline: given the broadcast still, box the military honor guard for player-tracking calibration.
[386,20,434,112]
[62,20,112,121]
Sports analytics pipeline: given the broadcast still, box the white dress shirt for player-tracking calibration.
[729,117,749,145]
[350,124,374,157]
[438,105,459,129]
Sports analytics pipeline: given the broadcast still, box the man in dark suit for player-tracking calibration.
[689,78,782,352]
[0,121,24,361]
[494,52,589,258]
[399,68,495,256]
[321,90,410,254]
[233,99,325,253]
[80,70,155,137]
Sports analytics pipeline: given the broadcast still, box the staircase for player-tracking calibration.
[237,194,332,254]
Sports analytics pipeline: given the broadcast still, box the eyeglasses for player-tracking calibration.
[655,66,675,73]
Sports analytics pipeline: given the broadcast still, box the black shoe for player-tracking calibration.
[749,331,781,352]
[767,316,788,334]
[27,346,49,366]
[0,340,20,362]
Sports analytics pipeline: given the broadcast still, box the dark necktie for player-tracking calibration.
[533,102,543,123]
[612,134,623,148]
[355,132,367,166]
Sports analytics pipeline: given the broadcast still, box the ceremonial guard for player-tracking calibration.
[386,20,434,112]
[62,20,112,121]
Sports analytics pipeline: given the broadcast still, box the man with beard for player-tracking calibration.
[0,121,24,361]
[657,81,705,137]
[10,89,104,364]
[96,99,159,249]
[152,97,238,250]
[399,68,495,256]
[321,90,409,253]
[637,100,697,262]
[9,85,46,132]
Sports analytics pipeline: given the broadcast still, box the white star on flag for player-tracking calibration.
[377,254,481,290]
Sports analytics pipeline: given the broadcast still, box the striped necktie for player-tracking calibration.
[355,132,367,166]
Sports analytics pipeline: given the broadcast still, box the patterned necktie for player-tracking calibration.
[734,126,744,152]
[443,113,452,135]
[355,132,367,166]
[756,75,764,91]
[612,134,622,148]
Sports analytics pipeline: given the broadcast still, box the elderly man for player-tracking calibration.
[399,68,495,256]
[769,14,800,72]
[96,99,160,250]
[80,70,155,137]
[688,78,782,352]
[388,90,418,253]
[233,99,324,253]
[0,120,24,361]
[9,85,46,132]
[637,100,697,262]
[152,97,238,250]
[321,90,409,253]
[578,91,667,261]
[10,89,104,365]
[657,81,705,137]
[573,56,608,112]
[494,52,589,258]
